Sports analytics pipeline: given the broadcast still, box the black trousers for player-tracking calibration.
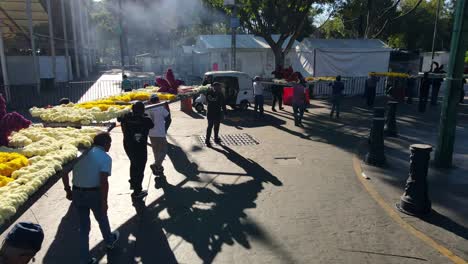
[431,84,441,105]
[206,119,220,142]
[419,96,428,112]
[366,91,376,107]
[123,141,147,192]
[272,86,283,109]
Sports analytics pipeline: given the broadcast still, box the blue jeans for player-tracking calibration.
[254,95,264,114]
[73,189,112,264]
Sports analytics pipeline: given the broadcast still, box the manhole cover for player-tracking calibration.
[198,133,259,147]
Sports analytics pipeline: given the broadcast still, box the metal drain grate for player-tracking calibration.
[198,133,259,146]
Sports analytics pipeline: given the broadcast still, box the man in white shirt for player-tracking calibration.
[62,132,119,264]
[146,94,170,189]
[253,76,264,117]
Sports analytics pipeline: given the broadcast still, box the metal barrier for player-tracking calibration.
[1,79,154,110]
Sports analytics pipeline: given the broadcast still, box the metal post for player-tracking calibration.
[70,0,81,79]
[0,23,11,102]
[397,144,432,216]
[119,0,125,77]
[430,0,442,66]
[26,0,40,93]
[61,0,71,81]
[384,101,398,137]
[84,8,92,73]
[231,5,237,71]
[78,0,88,77]
[373,107,385,118]
[434,0,468,168]
[365,117,386,166]
[46,0,56,81]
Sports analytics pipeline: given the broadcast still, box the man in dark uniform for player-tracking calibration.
[431,63,445,106]
[419,72,431,113]
[205,82,227,146]
[271,65,284,112]
[118,102,154,198]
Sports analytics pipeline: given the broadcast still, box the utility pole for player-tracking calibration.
[231,5,237,71]
[434,0,468,168]
[224,0,238,71]
[430,0,442,71]
[119,0,125,77]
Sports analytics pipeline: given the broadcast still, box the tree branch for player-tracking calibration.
[391,0,423,20]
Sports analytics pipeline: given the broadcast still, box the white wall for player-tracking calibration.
[421,52,450,72]
[6,56,72,85]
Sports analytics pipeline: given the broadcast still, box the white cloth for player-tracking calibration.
[146,107,169,138]
[72,146,112,188]
[253,82,264,95]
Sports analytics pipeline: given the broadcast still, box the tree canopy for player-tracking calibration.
[204,0,333,67]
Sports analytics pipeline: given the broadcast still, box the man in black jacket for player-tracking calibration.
[118,102,154,198]
[205,82,227,146]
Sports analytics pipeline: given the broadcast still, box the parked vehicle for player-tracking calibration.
[193,71,254,112]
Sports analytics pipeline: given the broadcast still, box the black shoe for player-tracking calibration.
[279,107,284,110]
[131,190,148,199]
[150,164,164,175]
[214,138,222,144]
[205,140,211,147]
[154,176,167,189]
[106,231,120,250]
[304,109,309,113]
[272,108,277,112]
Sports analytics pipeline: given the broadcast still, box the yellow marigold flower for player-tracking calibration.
[0,152,29,177]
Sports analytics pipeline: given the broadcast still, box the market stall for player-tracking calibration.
[0,69,210,232]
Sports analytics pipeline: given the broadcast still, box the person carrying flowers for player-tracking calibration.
[117,102,154,198]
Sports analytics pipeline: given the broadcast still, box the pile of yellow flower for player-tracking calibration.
[0,152,29,187]
[0,125,103,224]
[30,88,178,124]
[369,72,410,78]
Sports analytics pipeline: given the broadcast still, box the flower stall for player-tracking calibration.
[0,93,114,231]
[0,69,211,230]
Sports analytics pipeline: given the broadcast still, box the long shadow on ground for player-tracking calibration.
[46,141,283,263]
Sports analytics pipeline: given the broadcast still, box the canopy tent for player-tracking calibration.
[190,34,299,78]
[294,39,392,77]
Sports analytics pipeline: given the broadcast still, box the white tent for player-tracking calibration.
[294,39,392,77]
[190,35,299,78]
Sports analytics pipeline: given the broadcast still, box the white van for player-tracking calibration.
[194,71,254,112]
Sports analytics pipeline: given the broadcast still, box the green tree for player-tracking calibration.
[339,0,424,39]
[388,0,453,51]
[205,0,333,67]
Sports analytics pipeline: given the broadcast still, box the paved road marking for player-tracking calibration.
[352,155,468,264]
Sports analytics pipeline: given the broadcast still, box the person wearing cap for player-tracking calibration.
[253,76,264,117]
[205,82,227,146]
[121,75,132,92]
[0,222,44,264]
[146,94,170,189]
[117,101,154,198]
[62,132,119,264]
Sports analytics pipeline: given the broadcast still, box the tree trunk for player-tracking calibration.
[273,48,285,68]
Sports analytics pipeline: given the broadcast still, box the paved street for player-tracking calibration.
[1,97,467,264]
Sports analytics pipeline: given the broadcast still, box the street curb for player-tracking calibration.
[353,141,468,264]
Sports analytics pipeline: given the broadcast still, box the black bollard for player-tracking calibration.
[397,144,432,216]
[373,107,385,118]
[384,101,398,137]
[365,118,386,166]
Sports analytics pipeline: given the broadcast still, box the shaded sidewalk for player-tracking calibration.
[358,98,468,261]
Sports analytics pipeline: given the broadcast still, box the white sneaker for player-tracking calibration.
[106,230,120,250]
